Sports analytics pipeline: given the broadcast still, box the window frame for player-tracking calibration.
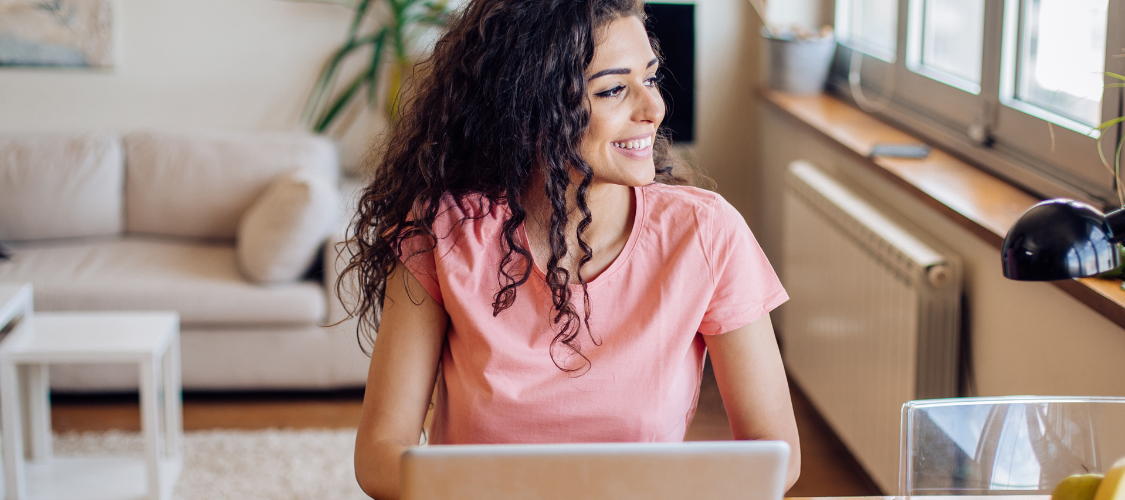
[830,0,1125,209]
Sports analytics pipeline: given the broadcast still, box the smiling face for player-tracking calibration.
[579,15,666,188]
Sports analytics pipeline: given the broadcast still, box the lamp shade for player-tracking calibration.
[1001,199,1123,280]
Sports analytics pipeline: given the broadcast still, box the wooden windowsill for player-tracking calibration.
[762,90,1125,330]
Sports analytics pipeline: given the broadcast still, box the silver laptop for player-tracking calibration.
[401,440,791,500]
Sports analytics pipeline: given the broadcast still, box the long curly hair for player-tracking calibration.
[338,0,706,374]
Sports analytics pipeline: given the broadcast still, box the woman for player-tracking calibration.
[343,0,800,497]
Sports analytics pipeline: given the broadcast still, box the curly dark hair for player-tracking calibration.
[338,0,706,374]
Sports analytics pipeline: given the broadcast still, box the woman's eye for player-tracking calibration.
[595,85,626,98]
[645,73,666,87]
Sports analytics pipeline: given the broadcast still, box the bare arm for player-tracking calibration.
[355,262,449,500]
[703,313,801,490]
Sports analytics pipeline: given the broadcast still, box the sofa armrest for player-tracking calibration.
[320,227,373,385]
[324,226,358,322]
[323,175,367,334]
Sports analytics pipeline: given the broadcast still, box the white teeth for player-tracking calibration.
[613,136,652,150]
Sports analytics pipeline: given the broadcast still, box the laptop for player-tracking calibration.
[401,440,791,500]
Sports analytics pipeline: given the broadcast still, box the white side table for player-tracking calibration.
[0,284,32,335]
[0,311,183,500]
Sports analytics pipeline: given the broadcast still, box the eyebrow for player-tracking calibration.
[588,58,659,81]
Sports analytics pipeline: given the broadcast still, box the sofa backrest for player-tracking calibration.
[124,131,339,240]
[0,132,124,242]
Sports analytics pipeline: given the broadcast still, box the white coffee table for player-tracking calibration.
[0,311,183,500]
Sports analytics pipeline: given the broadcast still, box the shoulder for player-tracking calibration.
[640,183,746,232]
[430,192,508,236]
[433,191,506,220]
[640,183,754,279]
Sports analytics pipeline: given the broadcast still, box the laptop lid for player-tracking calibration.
[401,440,791,500]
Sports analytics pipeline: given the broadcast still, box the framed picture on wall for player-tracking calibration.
[0,0,115,68]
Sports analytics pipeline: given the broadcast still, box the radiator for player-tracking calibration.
[780,161,962,493]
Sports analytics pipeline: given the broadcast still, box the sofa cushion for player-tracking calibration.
[238,169,339,283]
[0,132,123,242]
[124,131,338,239]
[0,237,326,326]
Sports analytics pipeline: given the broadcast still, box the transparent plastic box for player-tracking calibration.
[900,397,1125,497]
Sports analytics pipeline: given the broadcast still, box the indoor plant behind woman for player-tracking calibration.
[339,0,802,497]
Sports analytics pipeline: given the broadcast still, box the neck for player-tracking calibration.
[522,172,635,281]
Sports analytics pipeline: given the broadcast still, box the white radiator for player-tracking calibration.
[781,161,962,493]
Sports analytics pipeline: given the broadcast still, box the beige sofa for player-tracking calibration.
[0,131,369,391]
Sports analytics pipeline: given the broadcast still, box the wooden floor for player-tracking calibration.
[51,362,881,497]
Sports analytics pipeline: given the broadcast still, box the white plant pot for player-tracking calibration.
[765,33,837,95]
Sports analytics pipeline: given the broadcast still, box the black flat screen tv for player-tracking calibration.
[645,3,695,144]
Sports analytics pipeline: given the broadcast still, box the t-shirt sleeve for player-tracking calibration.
[698,198,788,335]
[397,231,444,307]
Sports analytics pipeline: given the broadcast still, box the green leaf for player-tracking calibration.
[387,0,406,16]
[1105,71,1125,83]
[1116,130,1125,206]
[404,13,446,25]
[1096,124,1125,208]
[302,32,385,129]
[366,32,388,105]
[1097,116,1125,131]
[346,0,373,41]
[315,70,369,133]
[1098,130,1111,169]
[300,0,453,134]
[302,40,360,126]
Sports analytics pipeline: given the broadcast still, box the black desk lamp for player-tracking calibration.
[1002,199,1125,280]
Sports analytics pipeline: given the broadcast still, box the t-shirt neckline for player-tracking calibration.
[517,185,646,289]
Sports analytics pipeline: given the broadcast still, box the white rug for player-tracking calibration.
[53,428,370,500]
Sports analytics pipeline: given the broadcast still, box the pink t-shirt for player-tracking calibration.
[400,183,787,444]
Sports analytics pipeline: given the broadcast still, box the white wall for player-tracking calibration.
[0,0,765,184]
[765,0,830,32]
[0,0,384,168]
[684,0,763,222]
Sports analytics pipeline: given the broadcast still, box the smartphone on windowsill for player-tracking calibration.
[869,143,931,159]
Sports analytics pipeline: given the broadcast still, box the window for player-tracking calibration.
[833,0,1124,206]
[1007,0,1108,128]
[836,0,899,61]
[917,0,985,92]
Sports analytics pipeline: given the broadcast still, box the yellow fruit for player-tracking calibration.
[1054,474,1104,500]
[1094,458,1125,500]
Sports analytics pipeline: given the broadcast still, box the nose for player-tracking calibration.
[632,85,665,125]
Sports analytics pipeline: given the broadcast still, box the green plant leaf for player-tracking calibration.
[315,70,370,133]
[366,32,388,105]
[303,32,386,130]
[303,40,361,127]
[387,0,406,16]
[404,13,446,25]
[1105,71,1125,83]
[306,41,365,118]
[299,0,452,134]
[1096,120,1125,207]
[1116,129,1125,206]
[346,0,373,41]
[1097,116,1125,131]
